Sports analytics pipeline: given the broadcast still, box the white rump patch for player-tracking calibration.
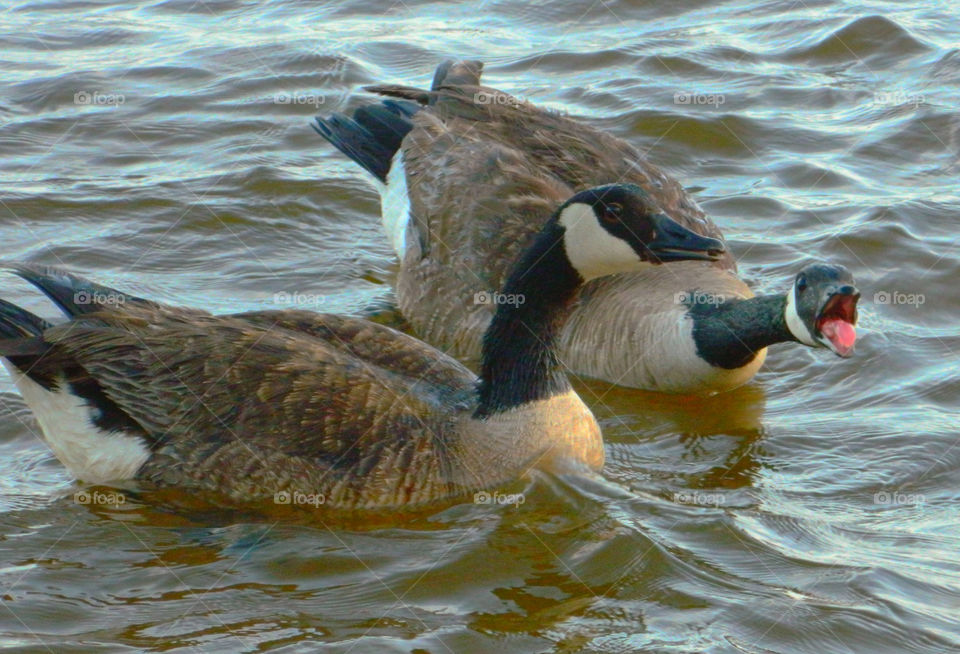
[3,361,149,482]
[558,203,647,281]
[378,151,413,260]
[785,285,817,346]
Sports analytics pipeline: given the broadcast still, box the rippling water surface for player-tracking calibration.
[1,0,958,652]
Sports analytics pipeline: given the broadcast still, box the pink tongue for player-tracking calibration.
[820,319,856,356]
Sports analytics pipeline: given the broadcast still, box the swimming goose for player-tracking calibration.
[0,185,723,509]
[313,60,861,393]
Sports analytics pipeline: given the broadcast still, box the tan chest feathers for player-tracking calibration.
[449,390,605,489]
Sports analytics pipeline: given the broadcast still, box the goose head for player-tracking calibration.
[784,263,860,357]
[557,184,726,280]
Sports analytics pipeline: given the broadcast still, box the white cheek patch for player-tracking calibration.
[558,203,648,281]
[785,285,818,346]
[379,151,413,260]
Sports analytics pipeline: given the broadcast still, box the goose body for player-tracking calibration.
[315,60,860,393]
[0,184,723,508]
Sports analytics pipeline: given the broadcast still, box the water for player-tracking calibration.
[1,0,958,651]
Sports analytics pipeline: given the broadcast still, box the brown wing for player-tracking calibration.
[368,60,734,362]
[36,304,477,507]
[394,110,574,362]
[369,59,733,268]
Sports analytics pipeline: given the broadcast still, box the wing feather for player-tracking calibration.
[366,60,735,366]
[36,304,477,507]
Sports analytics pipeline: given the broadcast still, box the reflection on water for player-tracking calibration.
[1,0,959,651]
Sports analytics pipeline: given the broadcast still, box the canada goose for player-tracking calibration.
[0,186,723,509]
[313,60,861,393]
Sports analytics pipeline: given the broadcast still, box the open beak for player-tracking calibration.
[646,214,726,263]
[815,285,860,357]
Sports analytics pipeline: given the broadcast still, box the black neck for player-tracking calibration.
[475,221,582,418]
[690,294,796,369]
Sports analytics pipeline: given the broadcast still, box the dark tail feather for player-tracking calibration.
[362,84,431,104]
[0,298,55,385]
[0,295,151,436]
[8,263,151,318]
[313,99,419,183]
[430,59,483,90]
[314,60,485,181]
[382,98,420,118]
[0,299,51,339]
[365,59,485,104]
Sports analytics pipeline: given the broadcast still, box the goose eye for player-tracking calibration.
[797,275,808,292]
[602,202,624,223]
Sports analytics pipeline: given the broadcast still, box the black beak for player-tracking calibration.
[646,214,726,262]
